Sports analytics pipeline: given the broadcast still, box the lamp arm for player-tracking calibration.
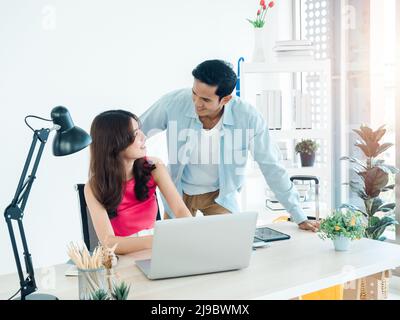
[4,128,50,300]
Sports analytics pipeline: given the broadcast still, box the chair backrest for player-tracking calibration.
[74,184,161,252]
[75,184,99,252]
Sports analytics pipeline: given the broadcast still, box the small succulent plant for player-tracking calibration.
[90,289,110,300]
[111,281,131,300]
[89,282,131,300]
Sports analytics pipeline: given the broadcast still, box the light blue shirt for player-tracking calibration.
[140,88,308,224]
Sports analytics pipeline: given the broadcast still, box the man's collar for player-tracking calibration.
[185,99,235,126]
[222,99,234,126]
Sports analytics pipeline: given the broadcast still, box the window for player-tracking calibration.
[370,0,397,241]
[297,0,399,242]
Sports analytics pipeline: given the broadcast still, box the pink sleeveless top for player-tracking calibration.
[110,175,158,237]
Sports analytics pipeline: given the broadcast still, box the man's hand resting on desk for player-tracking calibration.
[298,220,320,232]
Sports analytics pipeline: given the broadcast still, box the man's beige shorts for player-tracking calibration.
[182,190,231,217]
[164,190,231,218]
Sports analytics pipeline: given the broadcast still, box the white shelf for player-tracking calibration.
[246,165,330,179]
[242,60,331,74]
[269,129,330,140]
[286,166,329,178]
[263,203,330,219]
[240,59,333,215]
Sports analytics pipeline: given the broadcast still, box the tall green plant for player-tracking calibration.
[341,125,399,240]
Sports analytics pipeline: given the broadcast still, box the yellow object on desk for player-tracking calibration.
[272,215,290,223]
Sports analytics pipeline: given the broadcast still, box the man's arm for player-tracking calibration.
[139,90,180,219]
[249,113,310,226]
[139,92,172,137]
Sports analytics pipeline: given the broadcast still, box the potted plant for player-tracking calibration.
[247,0,275,62]
[318,209,366,251]
[247,0,275,28]
[295,139,319,167]
[341,125,399,240]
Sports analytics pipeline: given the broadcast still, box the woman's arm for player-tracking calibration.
[149,157,192,218]
[84,183,153,255]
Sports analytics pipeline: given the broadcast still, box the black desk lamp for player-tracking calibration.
[4,106,92,300]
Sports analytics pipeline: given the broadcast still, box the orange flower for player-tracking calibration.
[335,226,341,231]
[350,217,356,226]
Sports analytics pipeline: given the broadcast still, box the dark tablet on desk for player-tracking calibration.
[254,227,291,243]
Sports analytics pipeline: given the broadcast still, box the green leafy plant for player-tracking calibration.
[111,281,131,300]
[90,289,110,300]
[341,125,399,240]
[318,209,366,241]
[89,282,131,300]
[295,139,319,155]
[247,0,275,28]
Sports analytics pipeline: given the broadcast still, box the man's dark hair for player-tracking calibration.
[192,60,238,100]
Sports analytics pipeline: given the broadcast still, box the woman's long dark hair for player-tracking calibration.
[89,110,155,219]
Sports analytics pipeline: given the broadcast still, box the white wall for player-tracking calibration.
[0,0,292,276]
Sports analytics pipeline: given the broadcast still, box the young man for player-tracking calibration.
[140,60,319,232]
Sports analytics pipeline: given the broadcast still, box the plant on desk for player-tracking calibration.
[111,281,131,300]
[91,282,131,300]
[318,209,366,251]
[91,289,110,300]
[340,125,399,240]
[295,139,319,167]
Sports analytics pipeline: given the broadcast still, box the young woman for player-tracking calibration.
[84,110,192,255]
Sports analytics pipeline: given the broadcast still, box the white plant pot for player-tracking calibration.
[332,236,351,252]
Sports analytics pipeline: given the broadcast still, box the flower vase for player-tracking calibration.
[332,236,351,252]
[252,28,266,63]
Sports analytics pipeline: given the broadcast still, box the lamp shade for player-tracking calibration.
[51,106,92,156]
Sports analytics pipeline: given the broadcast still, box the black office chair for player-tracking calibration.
[75,184,161,252]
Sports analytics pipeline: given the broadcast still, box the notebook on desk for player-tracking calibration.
[254,227,291,242]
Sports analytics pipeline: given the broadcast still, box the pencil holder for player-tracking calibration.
[78,267,107,300]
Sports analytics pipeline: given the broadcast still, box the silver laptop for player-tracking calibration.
[135,212,258,280]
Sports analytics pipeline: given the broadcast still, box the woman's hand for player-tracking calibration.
[150,157,192,218]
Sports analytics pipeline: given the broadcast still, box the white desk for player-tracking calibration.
[1,221,400,300]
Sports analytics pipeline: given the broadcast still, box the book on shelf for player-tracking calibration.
[274,39,315,61]
[274,46,315,52]
[276,141,289,161]
[275,51,315,61]
[256,90,282,130]
[292,91,312,129]
[275,51,314,57]
[275,40,313,46]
